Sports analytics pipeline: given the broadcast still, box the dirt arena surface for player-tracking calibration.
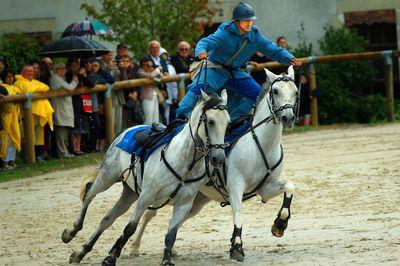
[1,123,399,265]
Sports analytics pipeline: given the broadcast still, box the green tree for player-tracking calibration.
[81,0,214,60]
[0,33,41,71]
[290,22,313,58]
[316,26,383,124]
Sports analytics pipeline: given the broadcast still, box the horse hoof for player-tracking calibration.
[271,223,285,238]
[102,255,116,266]
[61,229,73,243]
[69,251,83,264]
[129,247,140,257]
[230,249,244,262]
[171,247,178,257]
[161,259,175,266]
[230,244,244,262]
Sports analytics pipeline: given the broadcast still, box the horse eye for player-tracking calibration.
[208,120,215,126]
[273,89,279,95]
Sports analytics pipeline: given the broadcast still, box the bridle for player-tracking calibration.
[267,74,300,123]
[187,99,230,171]
[207,70,301,207]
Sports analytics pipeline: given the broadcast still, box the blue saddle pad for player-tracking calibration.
[224,120,250,155]
[116,125,151,154]
[116,124,185,161]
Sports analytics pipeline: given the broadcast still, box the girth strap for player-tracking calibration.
[147,147,207,210]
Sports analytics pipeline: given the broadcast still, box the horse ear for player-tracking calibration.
[264,68,278,82]
[220,89,228,105]
[287,65,295,79]
[200,89,211,102]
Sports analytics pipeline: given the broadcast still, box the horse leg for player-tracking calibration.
[129,209,157,257]
[161,202,193,266]
[102,191,155,266]
[62,166,120,243]
[228,182,246,262]
[69,183,137,263]
[129,192,211,257]
[270,180,294,237]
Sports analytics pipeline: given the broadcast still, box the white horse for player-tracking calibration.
[62,90,229,265]
[128,66,298,262]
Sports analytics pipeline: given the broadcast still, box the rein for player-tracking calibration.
[136,60,229,210]
[208,73,299,207]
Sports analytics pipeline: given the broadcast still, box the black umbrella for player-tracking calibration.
[38,36,110,58]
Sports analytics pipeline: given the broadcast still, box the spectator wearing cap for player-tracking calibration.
[115,43,129,62]
[14,65,54,161]
[49,63,79,158]
[0,70,22,169]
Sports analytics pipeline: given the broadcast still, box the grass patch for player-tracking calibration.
[0,152,104,182]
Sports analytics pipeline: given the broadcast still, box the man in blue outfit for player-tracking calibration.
[176,2,302,120]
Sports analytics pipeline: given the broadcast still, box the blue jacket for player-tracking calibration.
[195,22,294,79]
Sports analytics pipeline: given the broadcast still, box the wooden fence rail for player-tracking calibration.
[0,51,397,163]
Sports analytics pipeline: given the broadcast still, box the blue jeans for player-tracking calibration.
[176,68,262,121]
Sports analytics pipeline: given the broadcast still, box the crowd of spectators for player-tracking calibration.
[0,36,312,170]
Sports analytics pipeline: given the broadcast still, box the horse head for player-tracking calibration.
[264,66,299,129]
[189,89,229,167]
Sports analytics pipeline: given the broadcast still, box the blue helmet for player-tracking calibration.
[232,2,257,21]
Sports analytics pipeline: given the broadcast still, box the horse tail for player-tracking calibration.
[79,171,98,201]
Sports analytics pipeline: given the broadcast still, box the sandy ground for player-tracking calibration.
[1,123,400,266]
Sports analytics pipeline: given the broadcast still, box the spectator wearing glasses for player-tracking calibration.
[171,41,194,74]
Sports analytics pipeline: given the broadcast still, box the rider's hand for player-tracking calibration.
[198,52,208,60]
[291,58,302,68]
[248,61,260,71]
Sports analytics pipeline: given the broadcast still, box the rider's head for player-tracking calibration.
[232,2,257,33]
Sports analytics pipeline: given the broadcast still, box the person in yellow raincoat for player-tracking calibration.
[0,70,22,169]
[14,65,54,159]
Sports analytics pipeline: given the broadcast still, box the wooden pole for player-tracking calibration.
[308,64,318,126]
[22,95,35,163]
[104,85,115,146]
[383,52,395,122]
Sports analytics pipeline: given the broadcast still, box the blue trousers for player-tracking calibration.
[176,68,262,121]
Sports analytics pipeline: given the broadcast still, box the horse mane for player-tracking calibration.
[203,91,223,111]
[254,90,267,110]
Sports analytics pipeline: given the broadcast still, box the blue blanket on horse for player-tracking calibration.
[116,124,185,161]
[116,120,250,160]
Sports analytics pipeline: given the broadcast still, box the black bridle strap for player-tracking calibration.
[147,148,207,210]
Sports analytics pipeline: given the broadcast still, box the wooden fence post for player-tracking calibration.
[308,63,319,126]
[382,51,395,122]
[104,84,115,146]
[23,94,35,163]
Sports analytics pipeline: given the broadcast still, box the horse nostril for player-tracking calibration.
[211,156,218,165]
[282,116,288,123]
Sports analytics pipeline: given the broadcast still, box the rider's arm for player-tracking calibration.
[194,26,225,57]
[258,36,294,65]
